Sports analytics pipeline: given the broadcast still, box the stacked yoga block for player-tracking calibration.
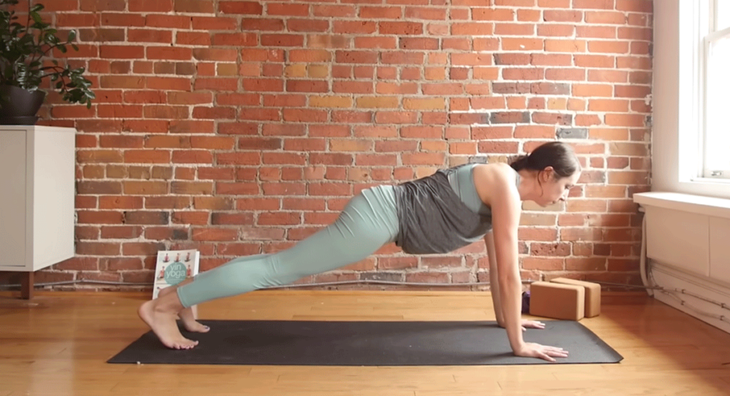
[528,278,601,321]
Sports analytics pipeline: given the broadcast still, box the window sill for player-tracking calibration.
[690,177,730,184]
[634,192,730,219]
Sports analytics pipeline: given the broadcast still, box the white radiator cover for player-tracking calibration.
[634,192,730,334]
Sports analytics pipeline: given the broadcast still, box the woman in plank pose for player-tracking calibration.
[139,141,581,362]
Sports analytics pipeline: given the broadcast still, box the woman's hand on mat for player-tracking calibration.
[515,342,569,362]
[521,319,545,331]
[500,319,546,331]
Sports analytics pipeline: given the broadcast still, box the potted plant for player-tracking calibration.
[0,0,94,125]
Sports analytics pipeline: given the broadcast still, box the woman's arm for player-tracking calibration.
[487,165,569,362]
[487,231,546,331]
[485,231,505,327]
[488,170,525,354]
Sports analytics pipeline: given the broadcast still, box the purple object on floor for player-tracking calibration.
[521,291,530,313]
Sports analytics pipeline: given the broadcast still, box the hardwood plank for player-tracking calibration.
[496,377,730,395]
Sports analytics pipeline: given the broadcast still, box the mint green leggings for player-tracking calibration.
[176,185,400,308]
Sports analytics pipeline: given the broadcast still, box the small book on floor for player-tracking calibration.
[153,249,200,300]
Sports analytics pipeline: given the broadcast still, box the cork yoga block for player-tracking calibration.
[528,281,585,321]
[550,277,601,318]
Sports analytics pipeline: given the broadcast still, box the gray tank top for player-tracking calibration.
[392,164,498,255]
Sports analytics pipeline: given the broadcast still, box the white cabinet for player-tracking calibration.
[0,126,76,298]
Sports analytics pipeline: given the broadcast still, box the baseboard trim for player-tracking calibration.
[650,262,730,334]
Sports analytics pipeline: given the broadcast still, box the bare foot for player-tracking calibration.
[138,297,198,350]
[158,286,209,333]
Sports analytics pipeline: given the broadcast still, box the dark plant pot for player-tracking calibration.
[0,84,46,125]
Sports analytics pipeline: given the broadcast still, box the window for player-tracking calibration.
[702,0,730,179]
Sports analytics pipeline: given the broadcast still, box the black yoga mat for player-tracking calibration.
[108,319,623,366]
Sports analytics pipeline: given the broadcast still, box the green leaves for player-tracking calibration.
[0,0,94,106]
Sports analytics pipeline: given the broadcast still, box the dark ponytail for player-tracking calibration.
[509,155,530,172]
[509,141,580,178]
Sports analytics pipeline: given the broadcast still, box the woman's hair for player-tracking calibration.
[509,141,580,179]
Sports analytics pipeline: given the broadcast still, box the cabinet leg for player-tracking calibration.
[20,272,34,300]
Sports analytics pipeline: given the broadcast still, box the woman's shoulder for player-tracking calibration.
[472,162,521,207]
[473,162,518,182]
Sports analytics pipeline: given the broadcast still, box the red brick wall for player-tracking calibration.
[1,0,653,291]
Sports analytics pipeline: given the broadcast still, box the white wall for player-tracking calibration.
[651,0,679,193]
[652,0,730,199]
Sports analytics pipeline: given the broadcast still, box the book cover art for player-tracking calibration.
[153,249,199,300]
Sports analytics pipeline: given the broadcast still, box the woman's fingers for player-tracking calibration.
[545,347,569,357]
[522,320,546,329]
[540,353,557,363]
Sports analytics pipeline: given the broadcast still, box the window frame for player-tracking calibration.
[700,0,730,180]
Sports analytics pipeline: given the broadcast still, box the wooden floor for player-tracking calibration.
[1,289,729,396]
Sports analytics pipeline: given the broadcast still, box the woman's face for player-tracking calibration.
[537,168,581,206]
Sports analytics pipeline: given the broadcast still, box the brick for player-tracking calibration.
[616,0,653,12]
[573,0,613,8]
[405,6,447,20]
[545,39,586,53]
[604,114,645,129]
[123,181,168,195]
[519,227,558,241]
[461,8,509,22]
[501,38,544,51]
[495,23,535,36]
[532,112,572,125]
[378,22,423,35]
[546,68,585,81]
[503,67,544,80]
[477,140,515,155]
[589,41,629,54]
[283,138,326,151]
[146,197,191,209]
[514,125,555,138]
[490,111,530,124]
[619,27,653,41]
[356,154,398,166]
[471,97,506,109]
[77,242,121,256]
[473,37,499,50]
[523,257,564,271]
[585,11,626,24]
[577,26,617,38]
[538,25,575,40]
[356,96,399,109]
[494,53,530,65]
[171,181,214,195]
[557,128,588,139]
[402,152,445,165]
[77,211,124,225]
[124,211,169,225]
[383,51,426,65]
[617,56,652,70]
[472,126,513,139]
[574,54,615,68]
[573,83,613,97]
[517,8,541,21]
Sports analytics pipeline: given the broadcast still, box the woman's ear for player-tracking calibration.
[541,166,555,181]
